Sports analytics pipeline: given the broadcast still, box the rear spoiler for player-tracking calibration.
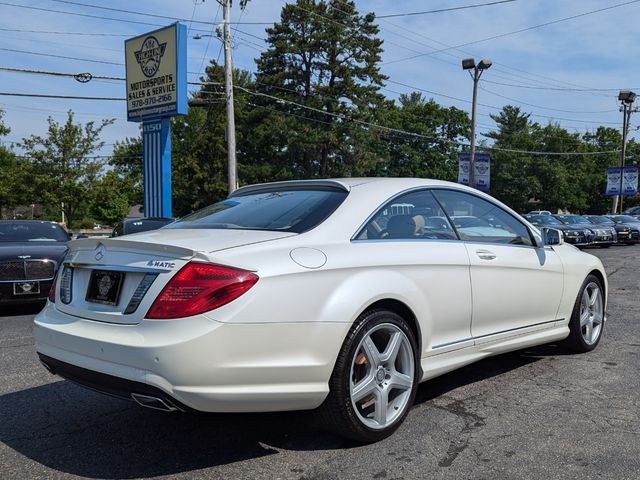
[231,180,350,197]
[67,237,201,260]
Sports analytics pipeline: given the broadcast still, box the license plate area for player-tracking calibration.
[13,281,40,295]
[86,270,124,306]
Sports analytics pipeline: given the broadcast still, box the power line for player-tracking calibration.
[478,85,618,114]
[481,79,640,92]
[0,92,124,101]
[386,79,621,125]
[293,0,618,117]
[0,47,121,65]
[384,0,640,65]
[0,66,122,81]
[330,0,607,93]
[0,27,128,37]
[377,0,517,18]
[6,0,272,26]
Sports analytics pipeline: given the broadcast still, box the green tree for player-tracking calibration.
[376,93,470,180]
[250,0,386,178]
[0,110,35,218]
[20,111,114,228]
[91,170,131,226]
[171,61,254,215]
[110,136,143,208]
[484,106,541,212]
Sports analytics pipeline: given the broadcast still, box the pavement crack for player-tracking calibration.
[433,398,486,468]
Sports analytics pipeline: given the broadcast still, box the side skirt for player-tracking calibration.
[419,323,569,383]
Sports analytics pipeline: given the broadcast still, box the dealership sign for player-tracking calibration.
[125,23,187,122]
[125,23,187,218]
[605,166,639,196]
[458,152,491,192]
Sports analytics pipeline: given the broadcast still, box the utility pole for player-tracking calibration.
[612,90,637,214]
[462,58,492,189]
[220,0,237,194]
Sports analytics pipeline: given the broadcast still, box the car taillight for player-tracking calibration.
[146,262,259,319]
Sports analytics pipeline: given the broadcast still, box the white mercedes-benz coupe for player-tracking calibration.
[35,178,607,442]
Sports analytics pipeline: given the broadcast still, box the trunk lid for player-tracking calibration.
[55,229,294,324]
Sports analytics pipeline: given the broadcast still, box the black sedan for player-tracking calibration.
[0,220,69,305]
[111,217,174,237]
[524,214,592,247]
[557,214,616,247]
[604,215,640,245]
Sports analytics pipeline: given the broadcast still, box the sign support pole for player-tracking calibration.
[143,118,172,218]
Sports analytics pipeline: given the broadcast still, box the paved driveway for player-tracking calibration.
[1,247,639,479]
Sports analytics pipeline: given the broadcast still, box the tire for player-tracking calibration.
[316,309,419,443]
[564,274,605,352]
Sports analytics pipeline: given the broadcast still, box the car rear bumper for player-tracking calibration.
[0,280,53,304]
[34,304,349,413]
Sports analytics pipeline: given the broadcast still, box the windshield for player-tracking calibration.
[612,215,639,223]
[0,222,68,242]
[586,216,614,225]
[528,215,562,226]
[561,215,591,225]
[166,188,348,233]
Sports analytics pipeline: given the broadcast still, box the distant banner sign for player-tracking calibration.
[605,166,639,196]
[125,23,187,122]
[458,152,491,192]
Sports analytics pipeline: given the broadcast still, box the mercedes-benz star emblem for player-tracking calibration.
[95,244,106,261]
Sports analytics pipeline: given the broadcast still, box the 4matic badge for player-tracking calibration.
[134,36,167,78]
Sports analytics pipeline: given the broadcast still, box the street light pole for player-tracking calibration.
[462,58,492,189]
[220,0,237,194]
[613,90,637,214]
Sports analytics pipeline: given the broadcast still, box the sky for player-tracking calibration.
[1,0,640,156]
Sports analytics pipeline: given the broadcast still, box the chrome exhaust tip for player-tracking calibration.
[131,393,179,412]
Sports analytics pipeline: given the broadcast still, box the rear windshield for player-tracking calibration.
[0,222,68,242]
[166,189,348,233]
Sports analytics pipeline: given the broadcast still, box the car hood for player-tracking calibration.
[535,224,586,231]
[0,242,68,261]
[612,223,640,230]
[73,228,298,253]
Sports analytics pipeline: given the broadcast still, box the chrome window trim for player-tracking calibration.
[351,185,539,250]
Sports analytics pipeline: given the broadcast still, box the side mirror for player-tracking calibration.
[75,234,89,240]
[542,227,564,246]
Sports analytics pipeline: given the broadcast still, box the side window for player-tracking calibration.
[433,189,533,246]
[355,190,458,241]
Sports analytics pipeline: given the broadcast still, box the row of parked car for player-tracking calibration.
[524,211,640,248]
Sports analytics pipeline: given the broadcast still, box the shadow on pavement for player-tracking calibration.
[1,302,45,317]
[0,344,566,479]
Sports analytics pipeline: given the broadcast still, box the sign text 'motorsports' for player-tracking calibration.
[125,23,186,122]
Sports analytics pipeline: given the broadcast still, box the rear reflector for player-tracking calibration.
[146,262,258,319]
[48,270,59,303]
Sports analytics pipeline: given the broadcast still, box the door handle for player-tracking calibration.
[476,249,496,260]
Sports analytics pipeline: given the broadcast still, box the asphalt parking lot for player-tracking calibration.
[1,246,639,480]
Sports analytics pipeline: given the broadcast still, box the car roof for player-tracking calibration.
[231,177,467,197]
